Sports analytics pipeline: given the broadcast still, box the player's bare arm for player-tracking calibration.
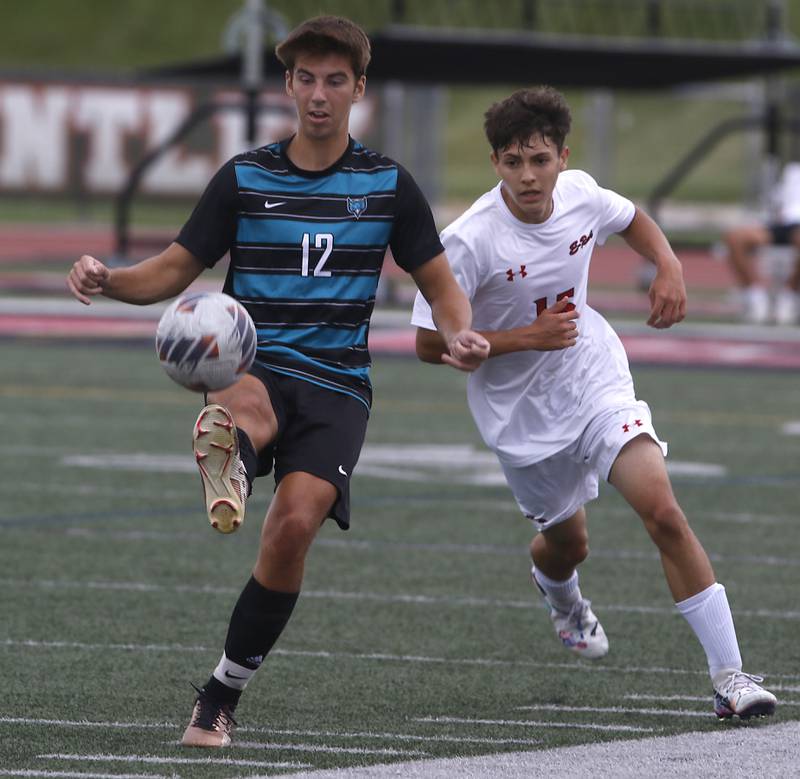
[411,253,489,371]
[416,297,579,364]
[67,242,206,306]
[619,207,687,329]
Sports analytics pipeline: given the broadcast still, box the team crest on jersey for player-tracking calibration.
[346,196,368,219]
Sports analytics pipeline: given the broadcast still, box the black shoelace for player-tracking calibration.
[190,683,238,732]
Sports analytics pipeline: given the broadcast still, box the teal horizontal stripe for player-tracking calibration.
[235,163,397,196]
[237,216,392,246]
[257,361,371,410]
[260,344,370,381]
[257,323,367,349]
[233,271,378,301]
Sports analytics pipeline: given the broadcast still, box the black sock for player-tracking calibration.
[203,576,299,706]
[236,429,258,494]
[204,675,242,708]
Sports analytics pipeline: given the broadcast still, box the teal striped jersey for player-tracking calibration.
[176,137,444,408]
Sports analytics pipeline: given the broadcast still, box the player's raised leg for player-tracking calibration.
[182,470,335,747]
[609,434,777,719]
[530,508,609,660]
[194,374,278,533]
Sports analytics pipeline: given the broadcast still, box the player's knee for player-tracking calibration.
[262,511,318,562]
[563,536,589,567]
[212,384,276,448]
[640,500,689,547]
[547,529,589,568]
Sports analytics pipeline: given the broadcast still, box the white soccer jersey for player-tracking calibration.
[411,170,637,466]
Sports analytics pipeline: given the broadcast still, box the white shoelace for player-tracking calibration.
[718,671,765,695]
[566,598,593,629]
[231,456,249,503]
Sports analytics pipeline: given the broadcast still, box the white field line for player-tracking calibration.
[0,772,173,779]
[3,640,798,682]
[238,730,540,746]
[516,704,710,718]
[1,577,797,620]
[40,754,308,769]
[13,527,800,571]
[229,742,425,756]
[0,717,540,747]
[599,505,796,526]
[0,483,191,498]
[622,693,800,705]
[33,516,800,569]
[19,531,799,572]
[55,449,727,485]
[416,716,655,733]
[23,501,797,529]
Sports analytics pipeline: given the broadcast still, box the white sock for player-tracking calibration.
[676,582,742,682]
[212,651,257,691]
[531,566,582,613]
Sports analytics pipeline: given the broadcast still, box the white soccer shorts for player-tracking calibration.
[501,400,668,531]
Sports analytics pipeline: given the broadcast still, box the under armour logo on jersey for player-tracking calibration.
[622,419,644,433]
[346,196,367,219]
[506,265,528,281]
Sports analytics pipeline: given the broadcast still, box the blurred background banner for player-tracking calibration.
[0,78,373,196]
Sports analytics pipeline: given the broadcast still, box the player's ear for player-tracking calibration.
[559,146,570,171]
[285,69,294,98]
[353,75,366,103]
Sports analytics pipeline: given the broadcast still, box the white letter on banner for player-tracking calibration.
[214,110,296,160]
[142,90,212,194]
[73,88,142,191]
[0,84,71,190]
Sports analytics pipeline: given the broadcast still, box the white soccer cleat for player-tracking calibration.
[742,285,770,325]
[549,598,609,660]
[775,288,799,326]
[713,671,777,720]
[193,404,248,534]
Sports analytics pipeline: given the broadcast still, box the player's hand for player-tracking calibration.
[442,330,490,372]
[527,297,580,350]
[647,259,686,329]
[67,255,111,305]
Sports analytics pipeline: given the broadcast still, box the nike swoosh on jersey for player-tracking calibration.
[264,200,286,209]
[338,465,348,477]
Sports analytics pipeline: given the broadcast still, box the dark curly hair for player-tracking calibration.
[484,87,572,153]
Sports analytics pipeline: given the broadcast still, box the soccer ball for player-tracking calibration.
[156,291,257,392]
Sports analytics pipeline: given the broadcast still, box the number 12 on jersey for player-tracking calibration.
[301,232,334,277]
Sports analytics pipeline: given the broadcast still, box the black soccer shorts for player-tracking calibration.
[248,361,370,530]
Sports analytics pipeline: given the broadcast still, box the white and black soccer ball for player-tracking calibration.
[155,291,257,392]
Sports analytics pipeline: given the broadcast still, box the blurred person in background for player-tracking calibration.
[723,161,800,325]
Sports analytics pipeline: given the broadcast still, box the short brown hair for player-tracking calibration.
[484,87,572,153]
[275,16,371,79]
